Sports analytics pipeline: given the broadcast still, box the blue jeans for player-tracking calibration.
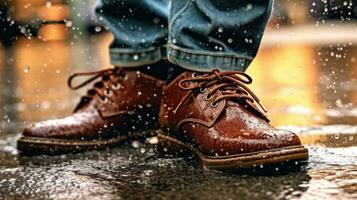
[96,0,273,72]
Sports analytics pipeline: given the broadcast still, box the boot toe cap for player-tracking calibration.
[22,121,59,138]
[275,129,302,147]
[22,115,86,139]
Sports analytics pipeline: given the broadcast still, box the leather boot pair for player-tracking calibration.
[18,67,308,170]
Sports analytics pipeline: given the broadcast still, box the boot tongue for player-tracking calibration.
[227,99,270,122]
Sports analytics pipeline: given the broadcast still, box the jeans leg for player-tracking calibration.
[96,0,169,67]
[168,0,273,72]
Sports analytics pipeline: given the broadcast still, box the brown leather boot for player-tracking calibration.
[18,67,164,155]
[158,70,308,171]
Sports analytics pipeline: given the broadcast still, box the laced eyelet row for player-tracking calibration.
[177,71,268,115]
[200,89,217,108]
[101,90,111,103]
[194,74,217,108]
[68,67,127,111]
[101,84,122,103]
[204,94,219,108]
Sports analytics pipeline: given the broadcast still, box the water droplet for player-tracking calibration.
[153,17,160,24]
[334,134,340,140]
[24,66,30,73]
[147,136,158,144]
[133,54,139,60]
[95,26,102,32]
[140,148,146,154]
[131,141,140,148]
[335,99,343,107]
[65,20,73,28]
[245,4,253,10]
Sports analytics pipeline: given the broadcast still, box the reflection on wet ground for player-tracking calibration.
[0,26,357,199]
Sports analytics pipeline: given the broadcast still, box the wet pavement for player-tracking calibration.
[0,25,357,199]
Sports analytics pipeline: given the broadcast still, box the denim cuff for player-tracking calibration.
[167,43,253,72]
[110,46,167,67]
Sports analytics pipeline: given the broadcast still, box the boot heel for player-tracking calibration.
[156,129,196,159]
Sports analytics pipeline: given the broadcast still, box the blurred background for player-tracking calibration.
[0,0,356,145]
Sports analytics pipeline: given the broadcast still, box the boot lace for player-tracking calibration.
[175,70,269,121]
[67,67,124,111]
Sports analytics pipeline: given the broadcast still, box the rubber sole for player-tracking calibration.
[157,130,309,171]
[17,130,153,156]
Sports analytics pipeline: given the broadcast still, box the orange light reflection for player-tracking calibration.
[248,45,326,127]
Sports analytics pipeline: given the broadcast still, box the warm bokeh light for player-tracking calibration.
[248,44,325,127]
[38,24,69,41]
[37,4,70,21]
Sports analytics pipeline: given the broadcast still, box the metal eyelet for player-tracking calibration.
[200,87,207,93]
[205,94,213,101]
[101,98,108,103]
[104,89,113,97]
[191,72,198,78]
[211,102,218,108]
[111,83,121,91]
